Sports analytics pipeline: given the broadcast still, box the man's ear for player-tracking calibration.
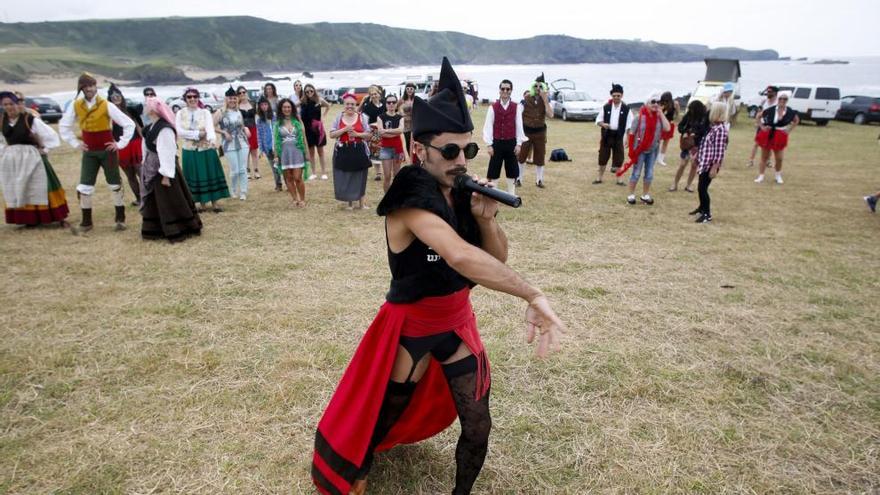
[412,141,427,163]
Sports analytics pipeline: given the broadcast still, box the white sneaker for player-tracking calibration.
[626,194,636,205]
[754,175,764,183]
[308,174,318,181]
[320,174,328,180]
[240,194,247,201]
[775,175,784,184]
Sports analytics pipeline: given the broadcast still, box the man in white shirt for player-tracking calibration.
[59,73,136,233]
[483,79,527,194]
[594,83,633,185]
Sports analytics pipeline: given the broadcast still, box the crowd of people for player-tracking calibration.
[0,69,870,241]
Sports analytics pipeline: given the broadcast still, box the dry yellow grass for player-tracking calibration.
[1,106,878,494]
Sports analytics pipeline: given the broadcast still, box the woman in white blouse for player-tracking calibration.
[0,91,71,228]
[174,87,230,213]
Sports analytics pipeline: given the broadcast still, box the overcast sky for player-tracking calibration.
[2,0,877,58]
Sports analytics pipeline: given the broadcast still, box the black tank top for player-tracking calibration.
[240,107,256,127]
[377,166,482,303]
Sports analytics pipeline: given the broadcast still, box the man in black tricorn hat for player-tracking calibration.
[312,57,565,495]
[594,83,632,185]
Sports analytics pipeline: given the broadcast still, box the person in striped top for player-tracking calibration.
[691,102,730,223]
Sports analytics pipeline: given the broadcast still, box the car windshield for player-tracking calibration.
[694,85,721,98]
[565,92,591,101]
[32,98,54,104]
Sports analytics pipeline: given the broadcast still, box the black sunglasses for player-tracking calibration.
[425,142,479,160]
[185,95,199,100]
[500,87,512,92]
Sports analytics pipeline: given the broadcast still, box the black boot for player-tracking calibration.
[73,208,93,235]
[114,206,127,231]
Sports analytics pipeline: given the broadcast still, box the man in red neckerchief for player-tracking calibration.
[312,57,565,495]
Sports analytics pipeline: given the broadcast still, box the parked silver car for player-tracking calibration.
[551,90,602,121]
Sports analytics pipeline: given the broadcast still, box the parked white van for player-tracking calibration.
[764,83,841,126]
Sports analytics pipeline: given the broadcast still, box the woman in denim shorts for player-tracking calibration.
[377,95,405,192]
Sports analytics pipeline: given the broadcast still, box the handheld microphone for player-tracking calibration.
[453,174,522,208]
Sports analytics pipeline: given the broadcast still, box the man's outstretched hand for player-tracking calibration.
[525,294,565,358]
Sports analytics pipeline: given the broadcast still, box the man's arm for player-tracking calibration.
[58,101,81,149]
[482,105,494,146]
[394,208,563,356]
[107,103,135,149]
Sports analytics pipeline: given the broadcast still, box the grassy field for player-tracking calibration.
[1,106,878,494]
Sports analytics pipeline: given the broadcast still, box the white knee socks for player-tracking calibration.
[536,166,545,183]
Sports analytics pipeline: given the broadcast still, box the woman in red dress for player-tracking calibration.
[754,91,799,184]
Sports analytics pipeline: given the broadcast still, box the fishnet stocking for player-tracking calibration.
[446,370,491,495]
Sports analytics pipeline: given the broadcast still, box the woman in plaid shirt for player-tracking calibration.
[691,102,729,223]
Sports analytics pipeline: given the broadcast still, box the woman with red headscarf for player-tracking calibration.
[139,97,202,242]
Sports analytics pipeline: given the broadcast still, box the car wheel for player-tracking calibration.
[562,110,568,121]
[815,119,829,127]
[172,105,180,112]
[853,113,866,125]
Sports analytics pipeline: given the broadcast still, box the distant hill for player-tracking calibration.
[0,16,779,82]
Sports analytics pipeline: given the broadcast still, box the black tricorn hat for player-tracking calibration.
[225,86,237,97]
[610,83,624,95]
[536,72,546,83]
[107,83,123,99]
[411,57,474,139]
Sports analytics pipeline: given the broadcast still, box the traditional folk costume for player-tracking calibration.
[0,92,69,226]
[313,58,493,495]
[174,89,230,207]
[108,84,144,205]
[58,73,136,231]
[139,98,202,242]
[482,92,526,194]
[330,111,371,202]
[595,84,633,183]
[517,73,551,187]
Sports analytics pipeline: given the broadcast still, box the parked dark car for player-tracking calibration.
[24,97,64,123]
[835,95,880,125]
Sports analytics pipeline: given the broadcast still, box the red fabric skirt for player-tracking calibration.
[312,288,489,495]
[661,122,676,141]
[117,135,143,169]
[755,128,789,151]
[380,135,404,154]
[82,130,114,152]
[246,125,258,150]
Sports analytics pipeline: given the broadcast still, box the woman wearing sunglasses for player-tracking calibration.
[300,83,330,181]
[377,95,405,192]
[215,87,251,201]
[400,82,417,164]
[175,87,229,213]
[754,90,799,184]
[328,93,372,209]
[236,86,261,180]
[360,85,386,182]
[313,58,564,495]
[617,92,671,205]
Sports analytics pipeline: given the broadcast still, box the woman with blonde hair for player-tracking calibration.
[215,87,251,200]
[754,90,799,184]
[300,83,331,180]
[273,98,310,207]
[400,82,417,163]
[690,101,729,223]
[360,85,386,181]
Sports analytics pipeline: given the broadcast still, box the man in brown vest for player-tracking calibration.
[517,73,553,188]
